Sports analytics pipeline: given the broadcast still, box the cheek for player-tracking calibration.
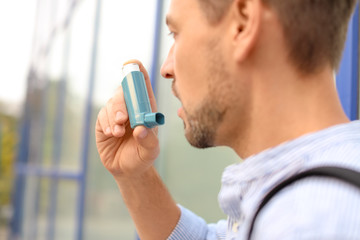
[173,40,209,109]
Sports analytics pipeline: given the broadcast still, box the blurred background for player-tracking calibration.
[0,0,358,239]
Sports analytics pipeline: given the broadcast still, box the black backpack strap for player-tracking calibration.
[247,166,360,240]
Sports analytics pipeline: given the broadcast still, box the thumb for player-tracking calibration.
[133,126,160,161]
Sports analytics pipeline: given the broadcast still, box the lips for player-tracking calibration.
[177,107,183,117]
[171,81,184,119]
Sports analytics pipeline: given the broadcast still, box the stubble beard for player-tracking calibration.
[183,39,231,149]
[184,100,225,148]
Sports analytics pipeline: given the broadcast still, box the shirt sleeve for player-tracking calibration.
[167,205,227,240]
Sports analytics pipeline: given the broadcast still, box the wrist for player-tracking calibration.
[113,165,180,240]
[113,166,158,189]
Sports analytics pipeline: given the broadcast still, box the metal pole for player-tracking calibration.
[9,75,32,240]
[44,0,71,238]
[336,4,359,120]
[30,0,59,239]
[9,0,44,236]
[46,20,70,240]
[149,0,164,94]
[76,0,102,239]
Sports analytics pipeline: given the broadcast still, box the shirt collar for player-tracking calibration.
[222,121,360,184]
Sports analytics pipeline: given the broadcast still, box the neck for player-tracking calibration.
[231,67,349,159]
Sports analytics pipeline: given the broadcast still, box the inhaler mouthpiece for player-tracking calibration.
[121,63,165,129]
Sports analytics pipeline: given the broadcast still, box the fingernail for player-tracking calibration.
[105,127,111,134]
[116,111,125,121]
[138,128,148,139]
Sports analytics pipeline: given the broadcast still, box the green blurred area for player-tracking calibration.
[0,109,17,226]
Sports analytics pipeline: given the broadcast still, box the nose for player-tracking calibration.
[160,45,175,79]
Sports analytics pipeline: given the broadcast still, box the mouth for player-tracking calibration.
[177,106,183,117]
[171,81,184,119]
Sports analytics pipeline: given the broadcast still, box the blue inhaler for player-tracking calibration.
[121,63,165,129]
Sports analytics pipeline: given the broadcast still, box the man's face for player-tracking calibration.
[161,0,240,148]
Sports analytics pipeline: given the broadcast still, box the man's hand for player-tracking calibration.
[95,60,180,240]
[95,60,160,178]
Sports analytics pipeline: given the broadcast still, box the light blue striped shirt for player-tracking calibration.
[168,121,360,240]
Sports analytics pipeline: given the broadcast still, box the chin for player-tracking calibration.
[184,127,215,149]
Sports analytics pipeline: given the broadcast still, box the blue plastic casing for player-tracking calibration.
[121,63,165,129]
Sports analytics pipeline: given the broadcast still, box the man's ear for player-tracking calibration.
[230,0,262,62]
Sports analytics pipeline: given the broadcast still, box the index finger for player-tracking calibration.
[123,59,158,112]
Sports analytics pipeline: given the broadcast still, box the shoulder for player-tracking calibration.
[252,174,360,239]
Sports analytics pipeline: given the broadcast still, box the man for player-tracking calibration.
[95,0,360,239]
